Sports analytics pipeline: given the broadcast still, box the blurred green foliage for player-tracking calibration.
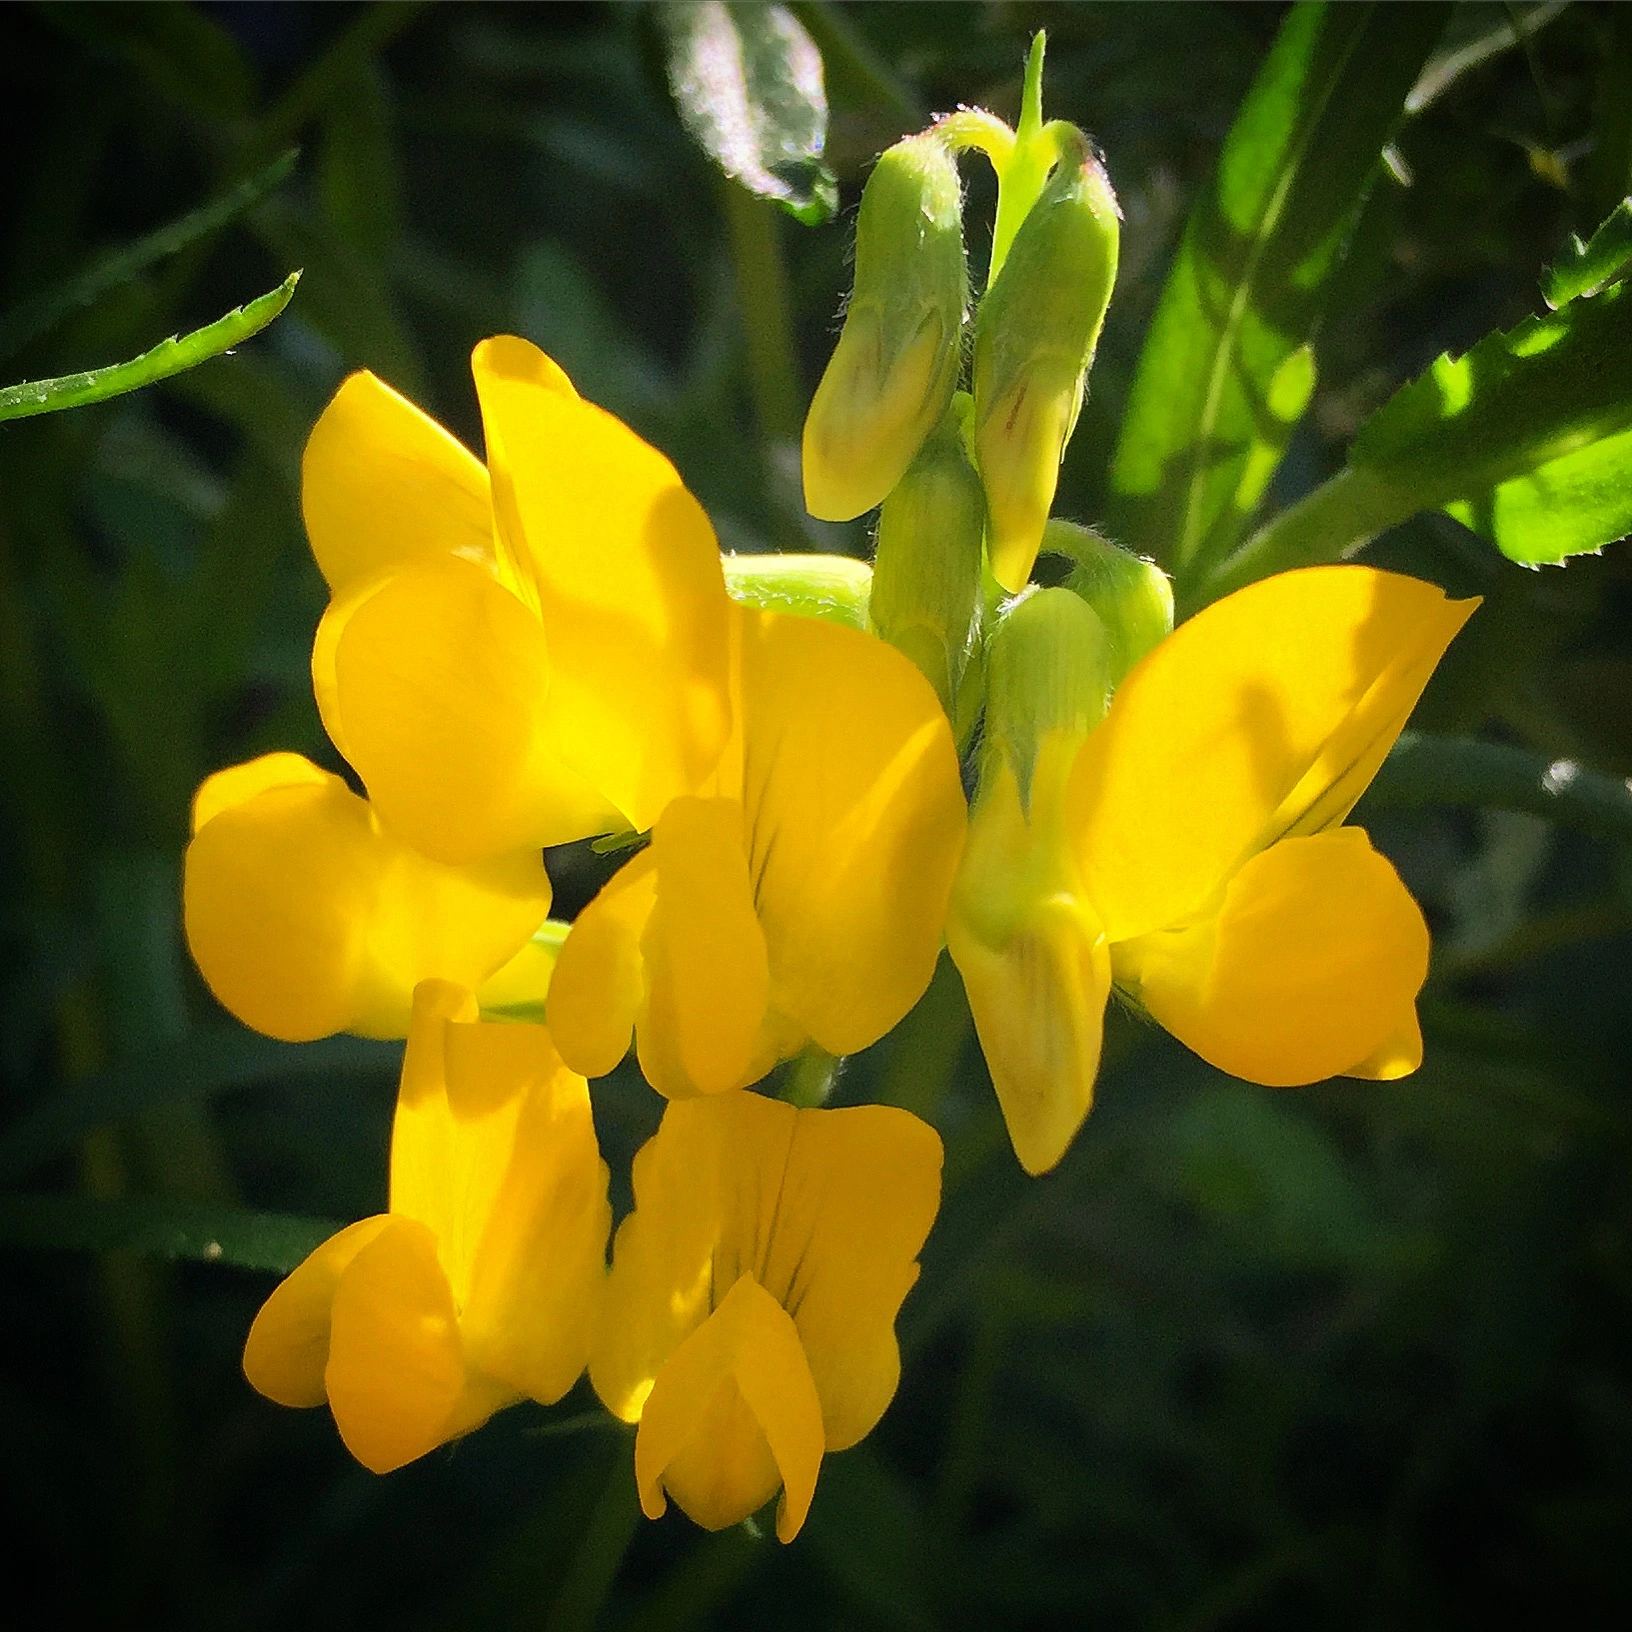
[2,3,1632,1627]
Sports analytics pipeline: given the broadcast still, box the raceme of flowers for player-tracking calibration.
[186,49,1475,1540]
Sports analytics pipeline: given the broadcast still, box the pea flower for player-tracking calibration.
[307,336,733,864]
[589,1089,942,1541]
[242,981,610,1473]
[949,565,1477,1175]
[544,603,968,1097]
[184,754,553,1041]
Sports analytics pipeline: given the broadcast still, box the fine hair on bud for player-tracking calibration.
[803,132,969,522]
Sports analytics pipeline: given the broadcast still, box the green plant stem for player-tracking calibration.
[721,181,801,444]
[1362,729,1632,844]
[547,1445,643,1632]
[1190,466,1414,609]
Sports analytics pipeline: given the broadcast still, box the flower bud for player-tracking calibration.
[1044,519,1172,682]
[973,129,1119,593]
[803,133,968,521]
[869,404,984,721]
[983,586,1112,803]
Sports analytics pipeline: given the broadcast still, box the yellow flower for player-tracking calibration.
[949,565,1478,1175]
[544,603,968,1097]
[242,981,610,1473]
[590,1090,941,1541]
[184,754,553,1041]
[307,336,733,865]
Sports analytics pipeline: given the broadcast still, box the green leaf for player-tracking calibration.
[1361,730,1632,845]
[659,0,838,225]
[0,272,300,423]
[0,1029,399,1185]
[1107,1,1448,582]
[0,1192,342,1274]
[0,149,298,365]
[1205,277,1632,595]
[1544,198,1632,310]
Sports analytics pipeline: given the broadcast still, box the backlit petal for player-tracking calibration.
[591,1093,940,1455]
[1070,567,1476,941]
[1346,1006,1423,1080]
[242,1215,393,1408]
[302,370,495,593]
[547,849,658,1080]
[1116,827,1430,1087]
[330,558,620,862]
[641,798,770,1096]
[634,1274,825,1541]
[184,756,550,1041]
[472,336,733,830]
[947,746,1110,1176]
[324,1215,512,1473]
[738,608,967,1056]
[388,982,610,1406]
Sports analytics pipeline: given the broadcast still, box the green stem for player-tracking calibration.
[1189,465,1416,611]
[1360,729,1632,845]
[721,181,801,443]
[546,1443,643,1632]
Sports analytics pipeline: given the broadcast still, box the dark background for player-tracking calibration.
[2,3,1631,1627]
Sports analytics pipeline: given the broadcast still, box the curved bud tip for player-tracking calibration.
[803,133,968,521]
[974,132,1120,590]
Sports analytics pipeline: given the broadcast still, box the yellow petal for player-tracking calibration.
[324,1215,512,1473]
[329,558,620,862]
[634,1273,825,1541]
[1116,827,1430,1087]
[946,742,1111,1176]
[547,849,659,1079]
[184,755,550,1041]
[1069,567,1476,941]
[737,608,967,1056]
[389,981,610,1402]
[302,370,495,594]
[640,798,770,1097]
[190,751,329,835]
[472,336,733,831]
[1346,1005,1423,1080]
[591,1092,941,1456]
[242,1215,394,1408]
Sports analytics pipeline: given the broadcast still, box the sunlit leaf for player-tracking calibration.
[0,272,300,423]
[1107,1,1448,583]
[1208,276,1632,591]
[659,0,838,225]
[0,1191,342,1274]
[1544,198,1632,310]
[0,149,298,365]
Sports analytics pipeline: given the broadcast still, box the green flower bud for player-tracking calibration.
[803,133,968,522]
[722,552,873,629]
[1044,519,1172,682]
[983,585,1112,807]
[973,129,1119,593]
[870,405,984,722]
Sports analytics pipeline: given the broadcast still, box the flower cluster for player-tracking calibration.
[187,41,1474,1539]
